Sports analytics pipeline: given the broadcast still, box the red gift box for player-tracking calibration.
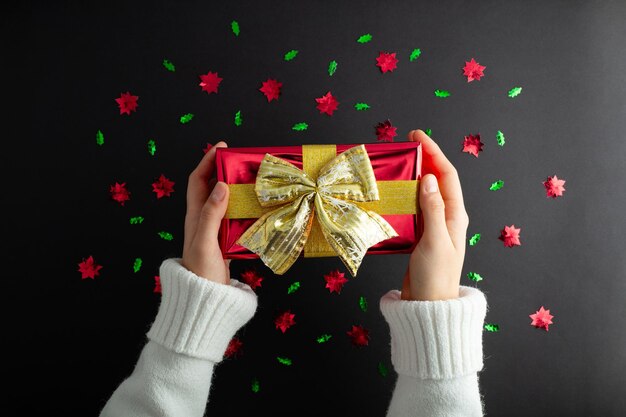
[215,141,422,261]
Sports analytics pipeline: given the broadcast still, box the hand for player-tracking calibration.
[182,141,232,285]
[401,130,470,301]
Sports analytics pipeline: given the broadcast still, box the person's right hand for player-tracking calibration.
[401,130,470,301]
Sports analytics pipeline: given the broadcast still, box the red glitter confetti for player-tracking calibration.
[110,182,131,205]
[152,174,175,199]
[376,52,399,73]
[530,306,554,331]
[115,92,139,115]
[78,256,103,279]
[499,224,521,247]
[324,269,348,294]
[275,310,296,333]
[153,276,161,294]
[199,71,223,94]
[315,91,339,116]
[462,134,484,157]
[543,175,566,198]
[347,325,370,346]
[259,78,282,102]
[375,120,398,142]
[224,337,244,358]
[240,268,264,290]
[462,58,486,82]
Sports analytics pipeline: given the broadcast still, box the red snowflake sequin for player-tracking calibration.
[115,92,139,115]
[110,182,131,205]
[152,174,175,199]
[275,310,296,333]
[375,120,398,142]
[240,269,264,290]
[499,224,521,247]
[347,325,370,346]
[315,91,339,116]
[530,306,554,331]
[324,269,348,294]
[199,71,223,94]
[259,78,282,102]
[462,134,484,157]
[224,337,244,358]
[543,175,566,198]
[376,52,398,73]
[78,256,103,279]
[462,58,486,82]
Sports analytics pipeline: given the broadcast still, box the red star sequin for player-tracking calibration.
[324,269,348,294]
[376,52,399,73]
[462,134,484,157]
[315,91,339,116]
[203,143,213,154]
[375,120,398,142]
[199,71,223,94]
[78,256,103,279]
[543,175,566,198]
[530,306,554,331]
[224,337,244,358]
[110,182,131,205]
[499,224,521,247]
[259,78,282,102]
[152,174,175,199]
[153,276,161,294]
[462,58,486,82]
[275,310,296,333]
[240,269,264,290]
[347,325,370,346]
[115,92,139,115]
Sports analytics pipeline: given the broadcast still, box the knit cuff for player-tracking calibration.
[379,286,487,380]
[147,258,258,363]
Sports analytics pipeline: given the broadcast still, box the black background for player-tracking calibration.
[11,0,626,416]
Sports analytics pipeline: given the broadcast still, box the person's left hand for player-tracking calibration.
[181,141,231,285]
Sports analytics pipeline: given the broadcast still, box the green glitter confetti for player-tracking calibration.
[378,362,388,377]
[316,334,332,344]
[96,130,104,146]
[284,49,298,61]
[359,296,368,312]
[424,128,432,137]
[129,216,144,225]
[467,272,483,282]
[162,59,175,72]
[484,323,500,332]
[328,60,338,76]
[508,87,522,98]
[357,33,372,43]
[158,231,173,241]
[133,258,142,273]
[496,130,506,146]
[231,20,240,36]
[409,48,421,61]
[292,122,308,131]
[490,180,504,191]
[147,139,156,156]
[180,113,194,124]
[276,357,292,366]
[234,110,242,126]
[469,233,481,246]
[251,378,260,393]
[434,89,451,98]
[354,102,370,111]
[287,281,301,294]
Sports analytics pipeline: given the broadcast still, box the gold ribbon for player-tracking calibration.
[232,144,405,277]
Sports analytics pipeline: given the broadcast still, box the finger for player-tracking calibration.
[194,181,230,247]
[410,130,468,248]
[419,174,451,245]
[187,141,228,214]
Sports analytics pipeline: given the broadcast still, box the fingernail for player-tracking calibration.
[424,175,438,193]
[210,181,227,201]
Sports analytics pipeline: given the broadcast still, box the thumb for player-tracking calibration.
[196,181,230,244]
[419,174,448,243]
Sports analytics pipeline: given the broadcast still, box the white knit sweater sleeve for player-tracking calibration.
[380,286,487,417]
[99,258,258,417]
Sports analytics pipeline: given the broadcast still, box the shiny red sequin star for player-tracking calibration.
[376,52,399,73]
[259,78,282,102]
[499,224,521,247]
[240,269,264,290]
[315,91,339,116]
[110,182,131,205]
[153,276,161,294]
[203,143,213,154]
[115,92,139,115]
[462,58,486,82]
[324,269,348,294]
[152,174,175,199]
[78,256,103,279]
[530,306,554,331]
[543,175,566,198]
[224,337,244,358]
[199,71,223,94]
[347,325,370,346]
[375,120,398,142]
[275,310,296,333]
[462,134,484,157]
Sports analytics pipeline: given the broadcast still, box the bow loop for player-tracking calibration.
[237,145,398,277]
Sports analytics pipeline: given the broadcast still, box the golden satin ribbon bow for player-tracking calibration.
[236,144,399,277]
